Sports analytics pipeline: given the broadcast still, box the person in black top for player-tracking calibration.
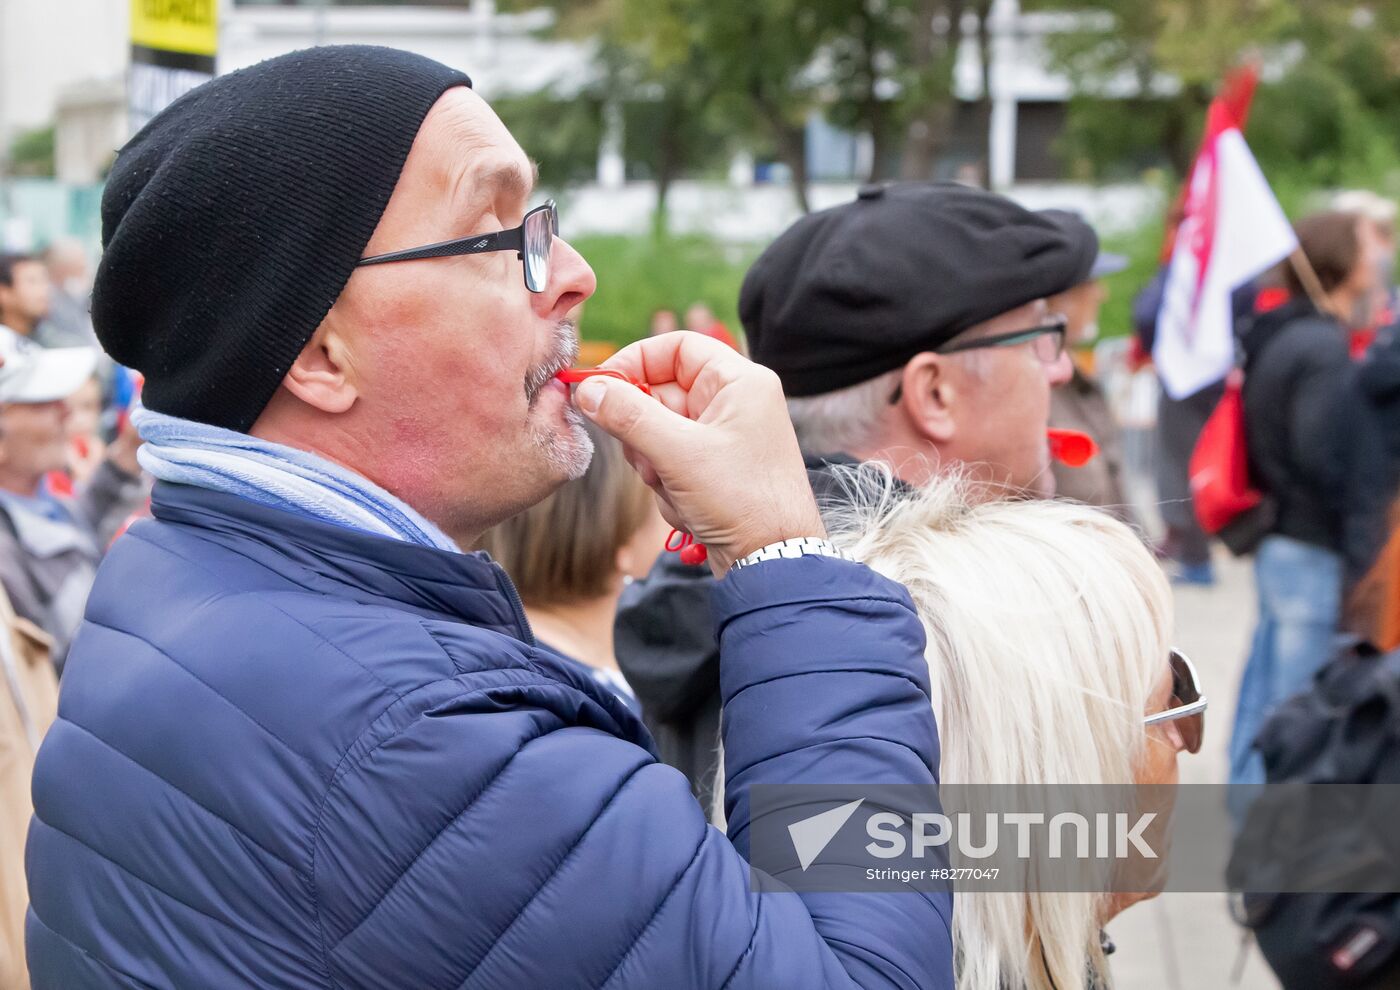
[1339,324,1400,588]
[1228,210,1386,815]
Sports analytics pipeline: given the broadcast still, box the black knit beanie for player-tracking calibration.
[94,46,472,431]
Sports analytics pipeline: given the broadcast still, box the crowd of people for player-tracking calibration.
[0,42,1396,990]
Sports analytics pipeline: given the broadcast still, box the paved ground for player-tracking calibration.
[1106,550,1280,989]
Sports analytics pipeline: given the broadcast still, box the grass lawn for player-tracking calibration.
[572,234,759,348]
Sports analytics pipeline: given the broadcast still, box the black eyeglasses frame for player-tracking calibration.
[887,318,1069,405]
[356,199,558,293]
[936,319,1068,359]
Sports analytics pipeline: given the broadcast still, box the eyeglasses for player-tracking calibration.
[887,318,1068,405]
[938,318,1068,363]
[1143,649,1207,754]
[356,200,558,293]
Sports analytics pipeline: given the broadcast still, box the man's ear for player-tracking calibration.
[280,323,358,415]
[896,352,957,445]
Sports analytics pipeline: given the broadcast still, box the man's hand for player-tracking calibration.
[573,331,824,574]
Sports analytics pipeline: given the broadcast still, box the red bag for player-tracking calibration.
[1190,370,1263,535]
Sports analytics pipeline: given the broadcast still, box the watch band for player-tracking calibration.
[728,536,852,571]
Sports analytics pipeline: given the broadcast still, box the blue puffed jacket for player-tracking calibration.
[26,482,952,988]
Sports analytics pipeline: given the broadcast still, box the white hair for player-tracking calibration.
[784,369,901,456]
[825,465,1172,990]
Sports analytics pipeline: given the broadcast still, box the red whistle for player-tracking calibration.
[1047,428,1099,468]
[555,368,652,396]
[557,368,707,564]
[665,529,708,566]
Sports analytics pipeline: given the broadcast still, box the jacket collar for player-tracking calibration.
[149,482,533,643]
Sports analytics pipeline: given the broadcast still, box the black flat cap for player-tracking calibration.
[94,46,472,431]
[740,182,1098,397]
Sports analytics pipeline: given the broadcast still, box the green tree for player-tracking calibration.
[892,0,970,179]
[1034,0,1297,177]
[499,0,742,222]
[7,126,55,179]
[823,0,992,182]
[491,89,606,189]
[636,0,843,211]
[1246,1,1400,194]
[506,0,1006,205]
[612,0,742,220]
[1034,0,1400,191]
[631,0,998,197]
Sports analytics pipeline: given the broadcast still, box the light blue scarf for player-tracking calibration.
[132,405,461,553]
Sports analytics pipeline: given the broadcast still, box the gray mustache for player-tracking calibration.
[524,321,580,402]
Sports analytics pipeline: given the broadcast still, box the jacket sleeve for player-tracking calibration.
[313,557,952,990]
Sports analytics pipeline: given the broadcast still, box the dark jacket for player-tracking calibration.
[1339,323,1400,583]
[1241,300,1351,553]
[27,482,953,988]
[616,454,886,814]
[614,550,724,814]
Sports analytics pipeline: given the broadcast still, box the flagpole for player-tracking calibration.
[1286,247,1334,316]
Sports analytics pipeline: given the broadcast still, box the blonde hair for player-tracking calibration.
[479,420,654,604]
[825,466,1172,990]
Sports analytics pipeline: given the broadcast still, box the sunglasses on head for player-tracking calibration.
[356,199,558,293]
[1143,649,1207,754]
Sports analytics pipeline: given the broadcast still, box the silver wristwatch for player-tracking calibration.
[728,536,852,571]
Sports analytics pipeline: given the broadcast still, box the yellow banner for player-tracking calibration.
[131,0,218,58]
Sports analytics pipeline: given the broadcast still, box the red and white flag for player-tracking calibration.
[1154,68,1296,399]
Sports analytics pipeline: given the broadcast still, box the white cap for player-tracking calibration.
[0,325,97,404]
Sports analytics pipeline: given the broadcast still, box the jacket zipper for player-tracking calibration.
[492,564,536,646]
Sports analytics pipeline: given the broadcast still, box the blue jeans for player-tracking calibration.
[1228,535,1341,820]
